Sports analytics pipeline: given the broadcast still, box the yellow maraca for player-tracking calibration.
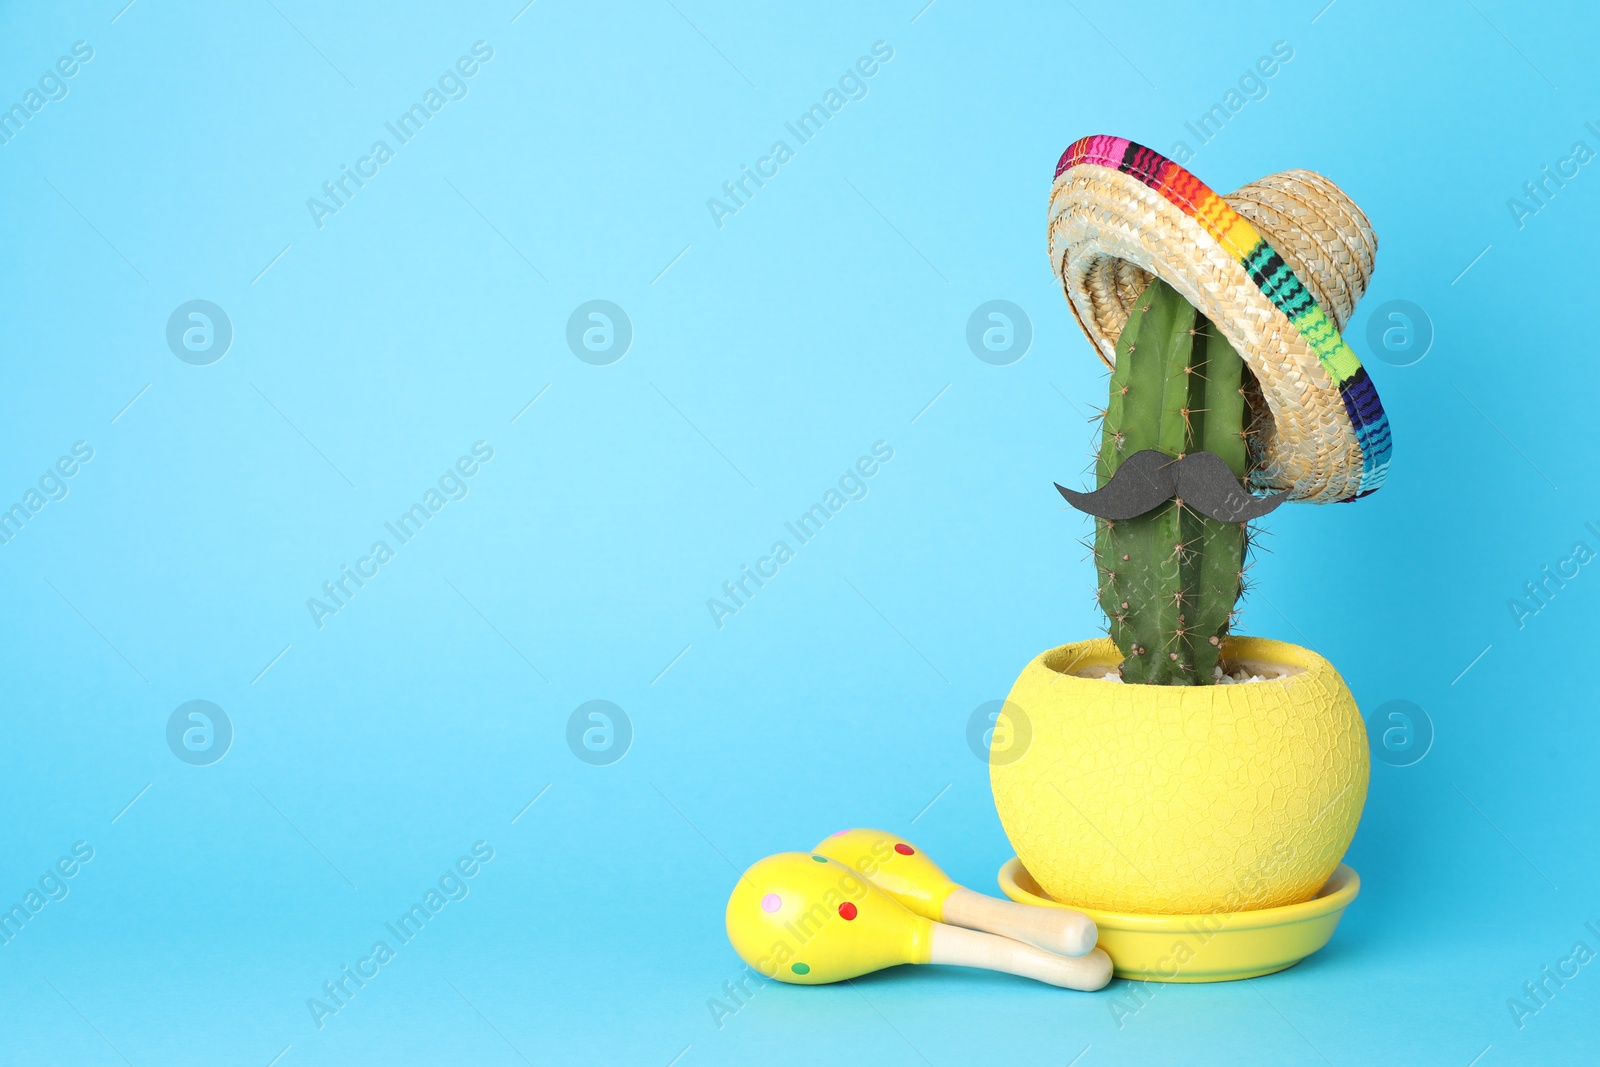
[814,828,1098,957]
[726,852,1111,990]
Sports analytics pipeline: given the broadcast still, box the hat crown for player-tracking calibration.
[1222,169,1377,331]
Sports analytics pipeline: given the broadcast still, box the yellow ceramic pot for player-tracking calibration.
[989,637,1367,914]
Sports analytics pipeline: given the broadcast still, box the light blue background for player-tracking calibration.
[2,1,1596,1063]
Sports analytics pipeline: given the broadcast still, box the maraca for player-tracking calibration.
[814,828,1099,957]
[726,852,1112,990]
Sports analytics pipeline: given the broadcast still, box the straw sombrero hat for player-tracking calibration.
[1048,135,1392,503]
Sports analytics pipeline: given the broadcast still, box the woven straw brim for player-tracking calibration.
[1050,165,1370,503]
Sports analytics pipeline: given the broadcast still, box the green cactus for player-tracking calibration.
[1094,278,1254,684]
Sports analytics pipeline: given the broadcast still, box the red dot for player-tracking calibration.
[894,843,914,856]
[838,902,857,920]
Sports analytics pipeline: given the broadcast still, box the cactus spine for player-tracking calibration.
[1094,278,1253,684]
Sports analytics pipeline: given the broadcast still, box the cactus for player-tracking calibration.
[1094,278,1254,684]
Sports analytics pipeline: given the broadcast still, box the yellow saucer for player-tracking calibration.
[998,858,1360,983]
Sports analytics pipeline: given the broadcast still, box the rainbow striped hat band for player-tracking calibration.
[1048,135,1391,503]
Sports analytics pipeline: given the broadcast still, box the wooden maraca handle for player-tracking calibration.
[928,921,1113,991]
[942,886,1099,957]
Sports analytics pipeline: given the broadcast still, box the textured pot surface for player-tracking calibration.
[990,637,1368,914]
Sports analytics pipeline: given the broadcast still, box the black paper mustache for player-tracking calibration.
[1055,450,1286,522]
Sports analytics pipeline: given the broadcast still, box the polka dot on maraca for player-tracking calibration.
[761,894,781,913]
[791,962,810,975]
[838,902,857,920]
[894,843,914,856]
[811,855,827,863]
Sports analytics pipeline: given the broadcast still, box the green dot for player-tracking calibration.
[791,962,810,975]
[811,855,827,863]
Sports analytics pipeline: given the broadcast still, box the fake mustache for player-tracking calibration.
[1055,450,1286,522]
